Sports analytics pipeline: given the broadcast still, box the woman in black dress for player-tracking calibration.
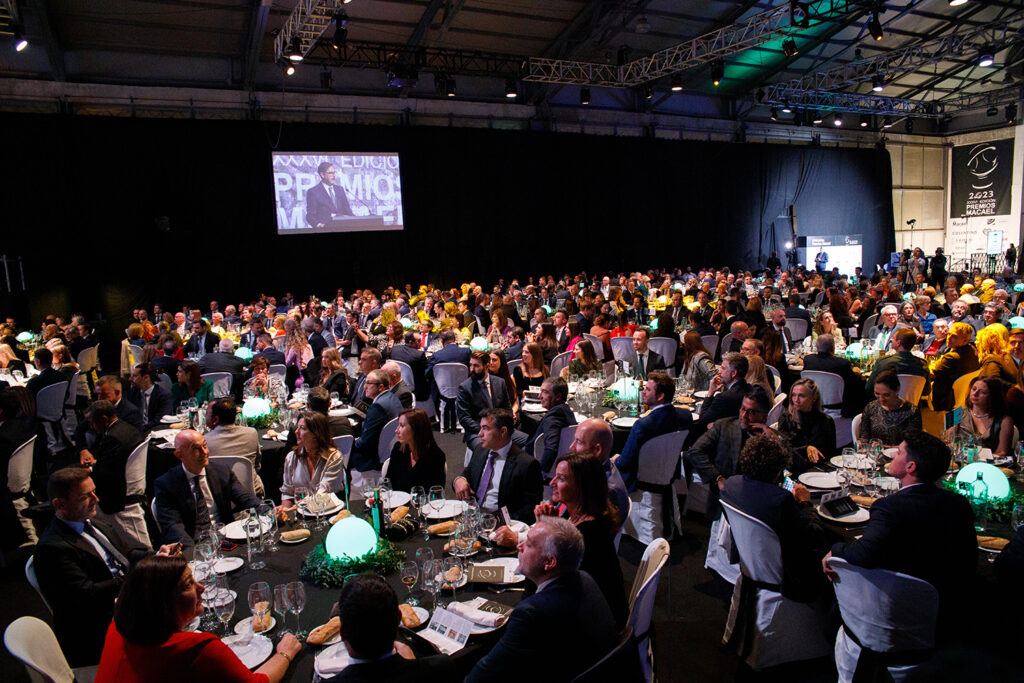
[316,347,349,400]
[512,342,548,402]
[775,378,836,474]
[386,408,446,492]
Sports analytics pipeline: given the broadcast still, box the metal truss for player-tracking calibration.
[761,82,1022,117]
[939,84,1023,114]
[298,40,526,79]
[273,0,347,63]
[521,57,621,86]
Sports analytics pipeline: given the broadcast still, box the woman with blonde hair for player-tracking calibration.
[975,322,1008,361]
[775,378,836,472]
[0,343,27,376]
[812,310,847,353]
[745,354,773,397]
[284,325,313,385]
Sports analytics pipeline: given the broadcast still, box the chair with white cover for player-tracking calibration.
[4,615,98,683]
[201,372,233,399]
[647,337,678,376]
[507,358,523,375]
[583,334,605,360]
[611,337,634,363]
[862,313,879,338]
[557,425,578,459]
[97,438,152,551]
[719,333,734,359]
[800,370,844,418]
[626,537,670,683]
[268,364,287,382]
[851,413,863,449]
[76,344,99,398]
[767,365,782,395]
[8,436,38,544]
[700,335,719,356]
[625,430,687,545]
[24,557,51,613]
[719,501,832,670]
[784,318,809,344]
[210,454,256,496]
[155,372,172,396]
[332,435,354,470]
[35,381,70,453]
[432,363,469,433]
[766,393,787,430]
[392,360,415,393]
[827,557,939,683]
[127,344,146,369]
[378,417,399,464]
[381,457,390,479]
[897,374,926,406]
[550,351,572,378]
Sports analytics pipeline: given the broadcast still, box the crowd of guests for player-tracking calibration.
[3,260,1024,681]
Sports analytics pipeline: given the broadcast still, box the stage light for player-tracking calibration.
[905,118,914,133]
[1007,104,1018,124]
[643,84,654,100]
[710,60,724,87]
[858,114,869,127]
[332,12,348,50]
[872,74,885,92]
[320,69,333,89]
[781,98,792,113]
[446,77,456,97]
[505,79,518,98]
[580,87,591,105]
[811,110,823,124]
[833,112,843,126]
[286,64,296,75]
[785,241,793,250]
[782,38,799,58]
[882,116,893,128]
[286,36,304,62]
[671,75,683,92]
[987,106,999,116]
[867,12,883,41]
[635,15,651,34]
[948,0,968,5]
[978,49,994,67]
[13,29,27,52]
[770,108,778,121]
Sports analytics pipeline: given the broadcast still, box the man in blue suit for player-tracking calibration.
[305,162,353,228]
[426,329,471,430]
[526,377,576,477]
[350,370,403,475]
[613,371,692,491]
[126,363,173,432]
[466,517,617,682]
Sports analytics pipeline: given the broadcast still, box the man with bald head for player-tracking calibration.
[571,418,629,527]
[152,429,260,549]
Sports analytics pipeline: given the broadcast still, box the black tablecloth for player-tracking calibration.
[197,501,522,681]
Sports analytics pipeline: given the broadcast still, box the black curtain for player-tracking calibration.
[2,112,894,334]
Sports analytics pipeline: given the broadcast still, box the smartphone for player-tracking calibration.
[782,476,796,492]
[220,542,239,552]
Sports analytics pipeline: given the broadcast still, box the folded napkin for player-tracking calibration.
[315,644,352,676]
[447,602,507,628]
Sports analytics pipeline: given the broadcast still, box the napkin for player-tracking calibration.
[316,645,352,676]
[447,602,507,628]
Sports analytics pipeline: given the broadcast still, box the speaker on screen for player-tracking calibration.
[272,152,405,235]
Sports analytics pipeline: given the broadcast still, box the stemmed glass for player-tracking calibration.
[379,478,393,524]
[442,557,462,606]
[273,584,292,635]
[400,561,419,605]
[260,501,279,551]
[1016,443,1024,482]
[410,485,426,532]
[211,590,235,636]
[480,513,497,559]
[423,559,442,610]
[415,547,434,599]
[426,486,445,538]
[247,582,272,634]
[293,486,310,529]
[192,561,215,631]
[285,581,307,639]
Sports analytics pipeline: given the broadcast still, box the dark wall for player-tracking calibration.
[2,112,894,331]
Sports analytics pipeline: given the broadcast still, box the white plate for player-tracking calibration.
[222,633,273,670]
[829,455,873,470]
[328,406,355,417]
[694,390,710,399]
[234,615,276,635]
[459,597,512,634]
[298,492,344,517]
[314,642,352,678]
[213,557,244,573]
[279,532,311,544]
[472,557,525,584]
[382,490,412,508]
[424,500,466,519]
[611,416,639,429]
[522,403,546,413]
[817,504,871,525]
[160,415,180,424]
[797,471,840,490]
[262,430,289,441]
[437,570,469,590]
[222,518,274,541]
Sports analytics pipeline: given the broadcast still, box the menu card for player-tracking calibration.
[420,608,475,654]
[468,564,511,583]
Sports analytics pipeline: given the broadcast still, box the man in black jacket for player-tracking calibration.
[183,319,220,357]
[802,334,865,416]
[126,362,173,431]
[864,328,931,397]
[526,377,576,477]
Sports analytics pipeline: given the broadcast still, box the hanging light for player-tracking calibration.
[812,110,823,124]
[710,60,724,87]
[948,0,968,6]
[1007,104,1018,124]
[781,98,792,113]
[446,77,456,97]
[13,29,28,52]
[332,12,348,50]
[286,36,304,62]
[978,49,994,67]
[770,108,779,121]
[671,75,683,92]
[580,87,591,105]
[782,38,799,57]
[867,12,883,41]
[859,114,870,127]
[505,79,518,98]
[833,112,844,126]
[882,116,893,129]
[872,74,885,92]
[642,84,654,100]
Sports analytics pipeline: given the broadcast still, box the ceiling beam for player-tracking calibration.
[242,0,271,92]
[28,0,65,82]
[404,0,445,50]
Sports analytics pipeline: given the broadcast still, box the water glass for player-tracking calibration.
[244,510,265,571]
[192,561,215,631]
[480,513,497,558]
[410,485,426,528]
[273,584,292,635]
[211,590,235,636]
[424,559,443,609]
[259,502,279,551]
[293,486,310,529]
[442,557,462,604]
[1012,503,1024,531]
[285,581,307,638]
[247,582,271,633]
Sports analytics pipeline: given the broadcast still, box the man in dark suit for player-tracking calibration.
[183,319,220,356]
[33,468,178,666]
[784,292,813,329]
[151,339,182,381]
[766,308,796,354]
[323,574,454,683]
[251,333,285,367]
[867,305,910,352]
[76,376,144,454]
[389,332,429,401]
[466,517,617,682]
[504,327,526,362]
[240,319,267,351]
[865,328,931,397]
[625,328,666,381]
[802,334,863,417]
[25,347,65,399]
[920,317,949,357]
[454,409,542,523]
[696,290,715,321]
[456,351,522,449]
[350,370,403,474]
[198,337,246,394]
[526,377,576,477]
[127,362,173,431]
[382,361,414,410]
[351,347,383,409]
[153,428,260,549]
[824,430,976,640]
[302,317,327,359]
[688,352,751,445]
[552,311,571,352]
[614,371,693,490]
[306,162,353,228]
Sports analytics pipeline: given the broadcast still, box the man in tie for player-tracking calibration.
[152,429,261,549]
[240,317,266,351]
[183,319,220,357]
[767,308,794,354]
[456,351,525,449]
[306,162,354,228]
[126,362,172,431]
[33,467,179,666]
[625,328,666,381]
[867,305,905,352]
[454,409,542,523]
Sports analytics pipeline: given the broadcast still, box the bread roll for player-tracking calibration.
[603,411,616,420]
[330,509,351,524]
[252,604,272,632]
[977,535,1010,551]
[306,616,340,645]
[444,565,462,583]
[280,529,310,542]
[427,520,457,535]
[849,495,874,507]
[390,505,410,522]
[399,603,421,629]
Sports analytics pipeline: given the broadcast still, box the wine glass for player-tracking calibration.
[247,582,272,634]
[423,559,442,609]
[293,486,310,529]
[244,511,265,571]
[259,501,279,551]
[1016,443,1024,482]
[285,581,307,639]
[273,584,292,635]
[400,561,419,605]
[194,541,215,565]
[212,590,235,636]
[479,513,497,558]
[192,561,214,631]
[426,486,445,538]
[410,485,426,531]
[330,391,340,406]
[379,479,393,523]
[442,556,462,605]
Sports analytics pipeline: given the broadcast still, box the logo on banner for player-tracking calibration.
[950,138,1014,218]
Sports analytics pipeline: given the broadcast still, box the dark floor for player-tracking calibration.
[1,429,837,683]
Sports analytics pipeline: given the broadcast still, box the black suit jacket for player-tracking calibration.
[526,402,576,476]
[256,347,286,366]
[389,344,429,400]
[184,332,221,355]
[198,351,245,376]
[25,366,65,398]
[801,353,863,416]
[456,375,512,445]
[466,571,617,683]
[459,444,542,522]
[153,460,260,548]
[33,516,150,666]
[697,378,750,428]
[305,182,353,227]
[92,419,143,514]
[323,653,455,683]
[865,350,931,398]
[625,348,666,380]
[126,384,173,431]
[504,340,524,361]
[151,354,181,380]
[784,305,813,328]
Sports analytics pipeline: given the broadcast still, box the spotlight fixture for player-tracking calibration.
[782,38,799,58]
[643,84,654,100]
[580,87,591,105]
[636,15,651,34]
[812,110,823,124]
[505,79,518,98]
[671,75,683,92]
[781,98,792,113]
[882,116,893,129]
[905,118,914,133]
[948,0,967,5]
[833,112,843,126]
[978,49,994,67]
[711,60,724,87]
[286,36,304,62]
[854,48,863,60]
[320,69,332,89]
[987,106,999,117]
[446,77,456,97]
[286,63,296,76]
[770,108,779,121]
[332,12,348,50]
[13,29,28,52]
[1007,104,1018,124]
[859,114,869,127]
[872,74,885,92]
[867,12,883,41]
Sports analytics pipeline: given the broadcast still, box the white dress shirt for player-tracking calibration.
[480,440,512,512]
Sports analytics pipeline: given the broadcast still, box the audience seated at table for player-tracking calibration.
[203,397,263,496]
[350,369,403,479]
[381,361,413,410]
[171,359,215,406]
[126,362,172,432]
[525,377,576,477]
[279,412,345,515]
[952,376,1014,456]
[931,321,981,411]
[485,348,519,418]
[688,352,751,445]
[976,323,1015,387]
[859,367,922,446]
[96,554,302,682]
[386,408,446,493]
[25,348,65,399]
[775,378,836,473]
[864,328,931,398]
[615,371,693,490]
[811,309,847,353]
[456,351,523,450]
[466,517,618,683]
[315,347,350,400]
[183,319,220,357]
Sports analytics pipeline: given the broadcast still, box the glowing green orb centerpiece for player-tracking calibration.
[469,336,491,352]
[241,397,272,421]
[15,331,33,343]
[325,516,378,560]
[234,346,254,361]
[955,462,1011,501]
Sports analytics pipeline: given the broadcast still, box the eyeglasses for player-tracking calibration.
[365,381,381,387]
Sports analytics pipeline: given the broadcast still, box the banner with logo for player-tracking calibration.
[950,138,1014,218]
